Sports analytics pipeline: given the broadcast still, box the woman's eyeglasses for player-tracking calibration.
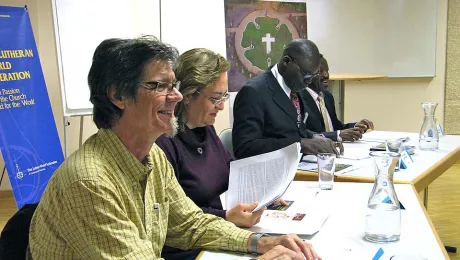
[197,91,230,106]
[140,80,181,93]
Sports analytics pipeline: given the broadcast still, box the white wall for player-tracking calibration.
[160,0,230,135]
[307,0,437,77]
[54,0,161,116]
[342,0,447,133]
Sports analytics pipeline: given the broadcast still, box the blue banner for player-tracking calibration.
[0,6,64,209]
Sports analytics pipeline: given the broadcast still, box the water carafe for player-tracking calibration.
[419,102,439,151]
[365,152,401,243]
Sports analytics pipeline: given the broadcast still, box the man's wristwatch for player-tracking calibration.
[251,233,269,254]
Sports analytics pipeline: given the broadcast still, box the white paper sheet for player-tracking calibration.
[227,143,301,212]
[340,147,372,160]
[361,132,411,143]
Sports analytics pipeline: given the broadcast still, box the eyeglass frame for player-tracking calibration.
[289,57,320,85]
[196,89,230,106]
[140,80,181,93]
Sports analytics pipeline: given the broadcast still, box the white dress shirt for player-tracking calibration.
[271,64,291,99]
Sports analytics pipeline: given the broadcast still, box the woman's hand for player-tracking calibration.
[226,202,265,228]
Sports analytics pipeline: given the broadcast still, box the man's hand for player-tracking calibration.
[301,137,339,155]
[355,119,374,133]
[257,245,304,260]
[226,202,265,228]
[256,234,321,260]
[339,127,363,142]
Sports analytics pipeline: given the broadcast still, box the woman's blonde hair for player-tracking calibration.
[174,48,230,130]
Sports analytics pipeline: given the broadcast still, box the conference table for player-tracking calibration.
[295,131,460,194]
[197,181,448,259]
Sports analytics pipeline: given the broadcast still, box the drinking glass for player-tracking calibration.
[317,153,336,190]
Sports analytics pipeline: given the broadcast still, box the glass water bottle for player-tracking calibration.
[419,102,439,151]
[365,152,401,243]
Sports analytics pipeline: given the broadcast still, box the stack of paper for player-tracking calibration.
[227,143,302,212]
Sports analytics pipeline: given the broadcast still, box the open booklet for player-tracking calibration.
[247,192,330,236]
[227,143,302,212]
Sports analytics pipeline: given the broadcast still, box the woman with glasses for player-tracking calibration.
[155,48,264,260]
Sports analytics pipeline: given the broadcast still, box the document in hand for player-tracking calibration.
[227,143,302,212]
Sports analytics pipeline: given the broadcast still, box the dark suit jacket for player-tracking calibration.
[302,89,356,141]
[232,67,316,159]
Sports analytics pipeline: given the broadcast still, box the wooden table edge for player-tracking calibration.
[295,170,375,183]
[297,144,460,192]
[410,184,450,259]
[412,146,460,192]
[329,73,388,81]
[195,250,205,260]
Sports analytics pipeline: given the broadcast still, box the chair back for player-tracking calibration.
[0,203,39,260]
[219,128,233,156]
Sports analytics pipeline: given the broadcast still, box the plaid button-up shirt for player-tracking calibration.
[29,128,251,259]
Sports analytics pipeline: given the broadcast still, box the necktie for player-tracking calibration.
[318,92,332,132]
[290,92,301,127]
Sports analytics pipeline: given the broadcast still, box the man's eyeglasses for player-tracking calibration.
[197,91,230,106]
[290,58,320,85]
[140,80,180,93]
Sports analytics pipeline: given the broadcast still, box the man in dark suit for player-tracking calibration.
[302,56,374,142]
[232,39,340,159]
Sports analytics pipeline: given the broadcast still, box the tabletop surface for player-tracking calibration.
[297,131,460,187]
[199,181,446,260]
[292,182,445,259]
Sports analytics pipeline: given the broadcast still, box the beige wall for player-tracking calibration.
[444,0,460,135]
[342,0,448,133]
